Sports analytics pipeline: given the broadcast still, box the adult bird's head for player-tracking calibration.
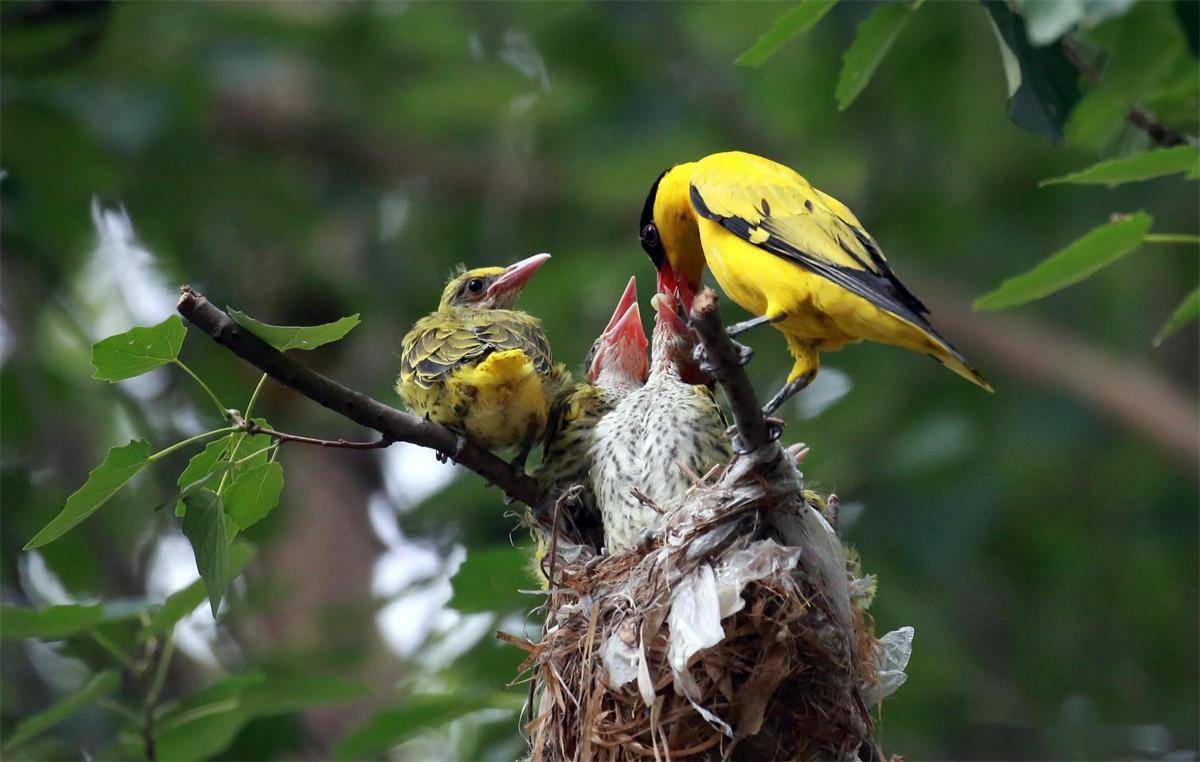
[640,164,704,314]
[586,276,648,388]
[439,252,551,310]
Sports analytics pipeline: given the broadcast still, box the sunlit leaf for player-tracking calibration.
[983,0,1081,141]
[1153,287,1199,346]
[449,545,530,614]
[181,489,229,617]
[975,211,1152,310]
[142,542,255,639]
[1042,146,1200,187]
[735,0,838,67]
[835,2,916,111]
[1012,0,1136,46]
[25,440,152,549]
[333,696,490,761]
[2,670,119,752]
[91,315,186,381]
[225,462,284,531]
[228,309,359,352]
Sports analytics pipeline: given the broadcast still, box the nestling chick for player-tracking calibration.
[592,280,731,553]
[397,253,569,470]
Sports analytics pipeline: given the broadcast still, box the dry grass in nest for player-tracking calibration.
[508,445,903,761]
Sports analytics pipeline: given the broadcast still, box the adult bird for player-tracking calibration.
[397,253,568,471]
[593,282,731,553]
[538,277,648,517]
[639,150,991,420]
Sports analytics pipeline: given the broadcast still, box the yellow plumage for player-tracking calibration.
[397,256,568,461]
[641,151,990,406]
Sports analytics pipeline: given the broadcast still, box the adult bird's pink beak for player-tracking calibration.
[487,252,552,298]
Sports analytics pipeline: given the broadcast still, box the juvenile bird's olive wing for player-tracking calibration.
[400,320,491,388]
[471,313,555,376]
[689,155,932,327]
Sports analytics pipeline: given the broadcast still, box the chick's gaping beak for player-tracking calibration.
[600,276,639,337]
[588,302,648,383]
[650,289,689,336]
[487,252,552,298]
[654,260,696,316]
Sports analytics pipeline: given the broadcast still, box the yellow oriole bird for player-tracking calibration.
[592,282,730,553]
[397,253,568,470]
[639,150,991,419]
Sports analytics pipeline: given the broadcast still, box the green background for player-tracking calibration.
[2,2,1196,759]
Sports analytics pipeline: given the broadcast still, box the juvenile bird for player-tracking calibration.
[397,253,568,470]
[533,277,648,574]
[639,150,991,420]
[537,276,648,503]
[592,281,731,553]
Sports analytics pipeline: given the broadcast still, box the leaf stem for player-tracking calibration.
[148,427,237,463]
[244,373,268,420]
[1143,233,1200,246]
[91,630,139,674]
[146,635,175,708]
[98,698,143,724]
[173,359,229,419]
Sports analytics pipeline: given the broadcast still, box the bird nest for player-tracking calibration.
[507,443,912,761]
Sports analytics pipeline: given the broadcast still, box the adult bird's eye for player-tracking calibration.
[467,278,485,293]
[640,223,659,247]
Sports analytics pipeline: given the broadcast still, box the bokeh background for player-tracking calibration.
[2,2,1197,760]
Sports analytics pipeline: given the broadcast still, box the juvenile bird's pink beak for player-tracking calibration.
[600,276,639,337]
[589,302,648,383]
[651,283,689,336]
[487,252,551,298]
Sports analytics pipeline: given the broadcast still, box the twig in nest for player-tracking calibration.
[176,285,547,507]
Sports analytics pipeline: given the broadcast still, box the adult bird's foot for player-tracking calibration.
[692,340,753,374]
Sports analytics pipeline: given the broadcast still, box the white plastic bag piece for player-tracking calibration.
[714,539,802,618]
[601,624,641,688]
[871,626,915,705]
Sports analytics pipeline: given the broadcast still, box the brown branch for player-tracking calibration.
[229,411,393,450]
[176,285,548,507]
[689,288,773,454]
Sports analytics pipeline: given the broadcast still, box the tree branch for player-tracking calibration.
[176,285,548,507]
[689,288,773,454]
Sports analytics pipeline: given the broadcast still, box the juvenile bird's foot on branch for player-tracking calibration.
[436,434,469,464]
[728,416,785,455]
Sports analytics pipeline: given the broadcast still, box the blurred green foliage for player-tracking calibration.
[1,1,1196,759]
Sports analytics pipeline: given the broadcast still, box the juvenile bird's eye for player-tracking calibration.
[640,223,659,247]
[467,278,485,294]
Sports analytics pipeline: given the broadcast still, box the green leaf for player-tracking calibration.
[1042,146,1200,187]
[225,462,284,531]
[983,0,1082,141]
[1153,287,1200,346]
[143,542,255,639]
[974,211,1152,310]
[1,603,104,639]
[835,2,916,110]
[177,436,233,493]
[735,0,838,67]
[25,440,152,549]
[228,309,360,352]
[240,674,370,716]
[155,703,249,762]
[1064,3,1185,150]
[181,489,230,617]
[90,315,186,381]
[450,545,530,614]
[334,696,490,761]
[2,670,119,752]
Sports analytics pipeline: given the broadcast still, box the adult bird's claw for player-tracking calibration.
[692,341,753,374]
[731,340,754,367]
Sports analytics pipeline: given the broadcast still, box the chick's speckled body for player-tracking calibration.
[538,278,647,513]
[397,254,568,461]
[593,290,730,553]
